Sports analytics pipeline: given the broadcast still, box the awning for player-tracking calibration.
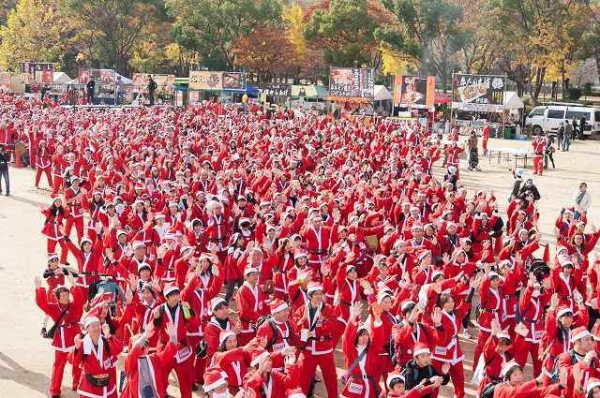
[374,85,392,101]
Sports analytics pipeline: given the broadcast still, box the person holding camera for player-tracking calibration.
[34,270,86,398]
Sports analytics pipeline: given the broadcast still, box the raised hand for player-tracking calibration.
[34,276,42,289]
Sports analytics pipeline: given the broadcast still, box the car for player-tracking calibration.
[525,103,600,136]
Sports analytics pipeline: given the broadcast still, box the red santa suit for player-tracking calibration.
[35,145,53,188]
[235,280,270,345]
[293,298,342,398]
[65,184,85,241]
[301,224,331,267]
[340,320,384,398]
[35,286,85,396]
[120,337,176,398]
[431,303,469,398]
[70,332,123,398]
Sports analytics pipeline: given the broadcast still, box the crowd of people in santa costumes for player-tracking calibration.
[0,89,594,398]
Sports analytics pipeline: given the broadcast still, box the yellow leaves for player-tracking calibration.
[0,0,67,70]
[380,45,417,75]
[283,3,307,58]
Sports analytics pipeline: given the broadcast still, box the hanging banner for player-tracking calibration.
[19,62,54,83]
[329,67,374,100]
[78,68,117,85]
[222,72,243,89]
[189,71,223,90]
[394,75,435,107]
[452,74,506,111]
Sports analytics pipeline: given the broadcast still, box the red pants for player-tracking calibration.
[533,155,544,175]
[163,356,193,398]
[47,239,69,263]
[301,351,338,397]
[473,329,490,372]
[65,217,84,242]
[482,137,489,151]
[52,175,63,196]
[35,167,52,188]
[50,350,81,396]
[188,336,207,384]
[513,336,542,378]
[433,360,465,398]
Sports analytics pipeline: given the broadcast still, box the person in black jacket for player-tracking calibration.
[0,144,9,195]
[518,178,541,202]
[86,76,96,104]
[147,75,157,106]
[403,342,450,398]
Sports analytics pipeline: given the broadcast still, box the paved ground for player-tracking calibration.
[0,136,599,398]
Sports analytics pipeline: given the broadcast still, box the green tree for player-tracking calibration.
[0,0,69,71]
[166,0,282,70]
[304,0,380,68]
[378,0,466,90]
[61,0,161,75]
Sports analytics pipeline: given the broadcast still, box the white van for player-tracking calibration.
[525,103,600,136]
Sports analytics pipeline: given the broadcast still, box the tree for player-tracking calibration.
[304,0,381,69]
[61,0,161,75]
[378,0,466,90]
[491,0,586,102]
[0,0,17,25]
[167,0,283,70]
[233,27,298,83]
[0,0,70,71]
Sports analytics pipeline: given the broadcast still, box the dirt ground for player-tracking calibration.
[0,136,599,398]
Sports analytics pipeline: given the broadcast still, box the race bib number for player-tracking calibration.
[434,346,447,356]
[348,382,363,394]
[177,346,192,362]
[272,343,284,352]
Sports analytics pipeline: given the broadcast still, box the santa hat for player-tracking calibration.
[587,378,600,394]
[137,263,152,273]
[294,251,308,260]
[84,316,100,329]
[132,241,145,250]
[432,271,445,281]
[47,253,59,262]
[209,297,227,315]
[497,330,511,341]
[417,250,431,261]
[386,372,405,388]
[203,367,228,392]
[377,290,392,304]
[572,326,592,342]
[244,265,259,276]
[116,230,127,237]
[346,264,357,273]
[500,360,521,379]
[307,282,323,295]
[413,342,430,357]
[81,237,93,246]
[163,283,180,298]
[488,271,501,280]
[250,348,270,367]
[557,306,573,318]
[219,330,236,346]
[411,224,423,231]
[270,298,288,314]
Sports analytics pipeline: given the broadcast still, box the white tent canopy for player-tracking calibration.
[53,72,72,84]
[503,91,524,109]
[374,85,392,101]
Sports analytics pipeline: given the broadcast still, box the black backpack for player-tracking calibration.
[480,379,501,398]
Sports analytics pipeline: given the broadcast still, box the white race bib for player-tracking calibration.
[348,382,363,394]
